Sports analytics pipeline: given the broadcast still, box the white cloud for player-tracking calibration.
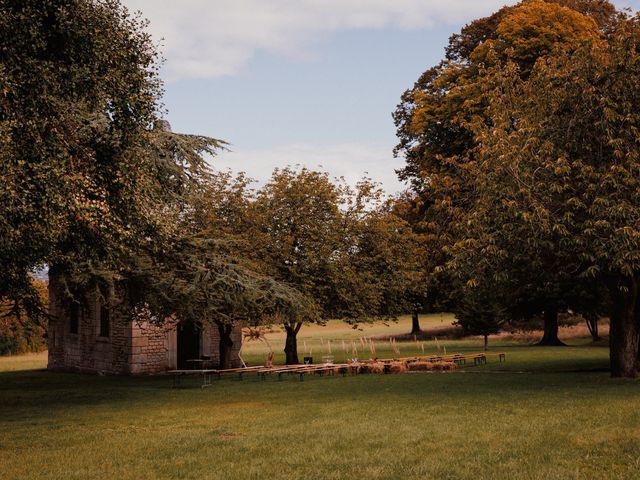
[212,142,406,194]
[122,0,519,81]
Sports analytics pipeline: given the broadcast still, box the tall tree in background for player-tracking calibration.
[453,283,507,351]
[251,168,352,364]
[348,197,425,332]
[252,168,421,364]
[388,193,432,335]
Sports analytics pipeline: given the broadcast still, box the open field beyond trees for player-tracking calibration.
[2,316,639,480]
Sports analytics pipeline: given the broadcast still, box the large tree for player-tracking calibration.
[143,170,319,369]
[464,16,640,376]
[250,168,352,364]
[393,0,618,343]
[0,0,220,316]
[251,168,420,363]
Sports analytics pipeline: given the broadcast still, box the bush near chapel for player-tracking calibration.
[0,281,48,355]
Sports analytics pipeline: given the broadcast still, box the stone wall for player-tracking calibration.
[128,320,174,374]
[47,276,131,375]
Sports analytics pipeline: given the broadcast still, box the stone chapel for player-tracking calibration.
[47,275,243,375]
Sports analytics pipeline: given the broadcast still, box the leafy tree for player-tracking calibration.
[453,284,507,351]
[349,197,425,332]
[251,168,420,363]
[157,170,320,368]
[471,0,600,76]
[0,281,48,355]
[465,16,640,376]
[250,168,352,364]
[0,0,220,319]
[388,193,433,335]
[393,0,618,343]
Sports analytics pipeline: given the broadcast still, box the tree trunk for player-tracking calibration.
[284,322,302,365]
[609,276,639,378]
[217,323,234,370]
[537,308,565,346]
[484,334,488,351]
[585,314,599,342]
[410,309,421,335]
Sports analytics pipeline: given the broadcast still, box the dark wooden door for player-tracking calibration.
[177,322,200,369]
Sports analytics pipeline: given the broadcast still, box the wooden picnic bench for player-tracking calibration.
[255,364,310,381]
[253,362,356,381]
[281,363,346,381]
[368,352,506,367]
[167,368,220,388]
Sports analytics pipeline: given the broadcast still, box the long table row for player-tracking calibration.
[167,352,507,388]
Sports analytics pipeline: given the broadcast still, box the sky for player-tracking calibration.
[123,0,640,194]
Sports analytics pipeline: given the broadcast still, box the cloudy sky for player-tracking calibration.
[123,0,640,193]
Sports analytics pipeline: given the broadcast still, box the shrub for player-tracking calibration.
[389,361,408,374]
[0,281,48,355]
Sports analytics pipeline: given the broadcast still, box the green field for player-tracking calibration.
[1,316,639,480]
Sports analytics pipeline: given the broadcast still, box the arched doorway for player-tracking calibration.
[177,322,201,369]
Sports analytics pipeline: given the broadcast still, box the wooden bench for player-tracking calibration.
[282,363,344,381]
[254,363,354,381]
[361,352,506,368]
[167,369,220,388]
[255,364,307,380]
[215,365,265,380]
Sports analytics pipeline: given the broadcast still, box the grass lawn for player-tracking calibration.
[1,316,639,480]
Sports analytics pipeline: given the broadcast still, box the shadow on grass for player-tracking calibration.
[0,368,173,421]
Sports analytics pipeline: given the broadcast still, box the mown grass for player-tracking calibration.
[1,317,639,480]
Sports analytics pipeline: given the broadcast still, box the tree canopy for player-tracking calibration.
[394,0,640,376]
[1,0,158,313]
[249,168,422,363]
[393,0,622,348]
[0,1,232,322]
[462,18,640,375]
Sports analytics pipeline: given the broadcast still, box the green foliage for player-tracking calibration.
[245,167,425,362]
[349,199,425,321]
[0,0,167,317]
[252,167,421,325]
[452,285,507,344]
[436,11,640,374]
[0,281,47,355]
[0,1,239,338]
[392,0,625,332]
[125,236,320,329]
